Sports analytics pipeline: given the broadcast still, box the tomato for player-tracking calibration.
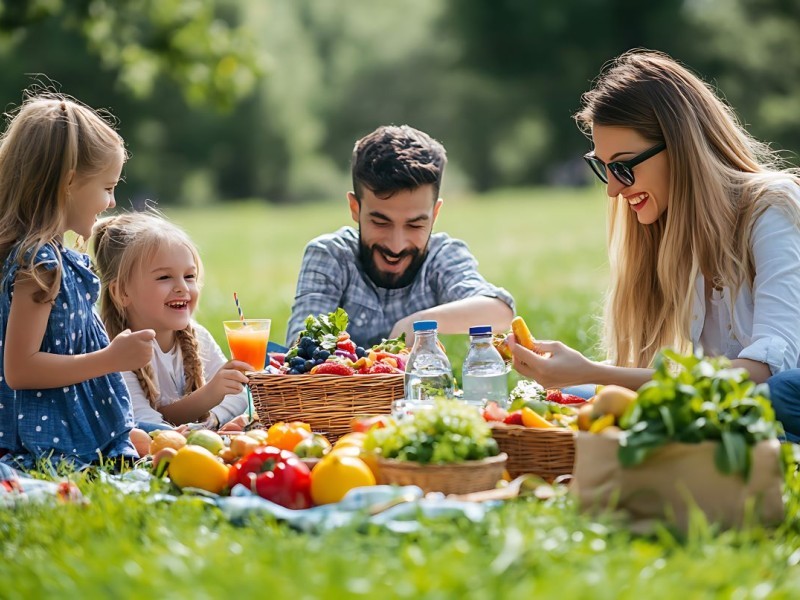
[228,446,312,509]
[266,421,312,452]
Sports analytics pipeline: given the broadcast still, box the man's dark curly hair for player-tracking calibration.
[351,125,447,203]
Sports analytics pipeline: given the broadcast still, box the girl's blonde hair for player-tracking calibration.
[575,50,800,368]
[92,211,206,411]
[0,93,126,302]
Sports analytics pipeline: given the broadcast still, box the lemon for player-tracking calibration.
[168,445,229,494]
[310,454,376,505]
[149,430,187,455]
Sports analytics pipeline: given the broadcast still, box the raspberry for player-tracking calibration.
[313,362,355,376]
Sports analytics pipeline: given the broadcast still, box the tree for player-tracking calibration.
[0,0,260,109]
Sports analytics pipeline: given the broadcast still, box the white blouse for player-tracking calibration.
[692,184,800,374]
[123,322,248,427]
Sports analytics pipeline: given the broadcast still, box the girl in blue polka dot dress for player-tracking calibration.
[0,94,156,468]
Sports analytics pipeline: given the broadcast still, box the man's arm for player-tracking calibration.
[389,296,513,342]
[285,240,346,345]
[390,236,515,341]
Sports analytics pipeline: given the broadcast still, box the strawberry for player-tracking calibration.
[313,362,355,376]
[368,362,397,374]
[547,390,586,405]
[337,339,357,354]
[546,389,564,403]
[482,401,508,423]
[503,410,524,425]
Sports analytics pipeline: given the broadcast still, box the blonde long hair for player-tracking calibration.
[575,50,800,368]
[0,94,125,302]
[92,212,206,410]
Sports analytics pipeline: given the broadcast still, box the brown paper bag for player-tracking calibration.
[571,431,785,532]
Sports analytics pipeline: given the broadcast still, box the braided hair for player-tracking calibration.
[92,211,205,410]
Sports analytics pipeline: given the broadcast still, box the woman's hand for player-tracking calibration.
[510,334,596,389]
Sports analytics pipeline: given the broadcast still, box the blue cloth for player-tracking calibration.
[766,369,800,443]
[561,384,597,400]
[267,341,289,354]
[0,243,136,466]
[286,226,515,348]
[135,421,173,434]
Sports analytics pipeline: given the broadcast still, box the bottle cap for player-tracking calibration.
[469,325,492,336]
[413,320,438,332]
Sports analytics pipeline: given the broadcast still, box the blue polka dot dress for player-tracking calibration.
[0,243,136,467]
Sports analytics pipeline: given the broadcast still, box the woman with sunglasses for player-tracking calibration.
[511,50,800,441]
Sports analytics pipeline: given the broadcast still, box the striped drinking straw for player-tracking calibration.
[233,292,247,326]
[232,291,253,422]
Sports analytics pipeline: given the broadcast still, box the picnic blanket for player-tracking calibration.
[0,463,501,533]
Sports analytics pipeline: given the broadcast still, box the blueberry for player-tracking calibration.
[287,368,302,375]
[356,346,366,358]
[315,358,325,365]
[300,336,314,348]
[296,347,309,359]
[312,347,321,360]
[304,360,315,372]
[290,356,306,368]
[318,350,330,361]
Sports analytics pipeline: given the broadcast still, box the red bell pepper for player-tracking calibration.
[228,446,312,509]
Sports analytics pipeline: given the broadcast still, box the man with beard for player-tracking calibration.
[286,125,515,349]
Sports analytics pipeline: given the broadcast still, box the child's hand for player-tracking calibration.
[107,328,156,371]
[224,359,256,373]
[219,414,249,433]
[206,364,250,399]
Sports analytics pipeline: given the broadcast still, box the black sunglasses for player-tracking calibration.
[583,142,666,187]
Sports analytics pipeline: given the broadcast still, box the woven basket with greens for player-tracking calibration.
[618,349,784,477]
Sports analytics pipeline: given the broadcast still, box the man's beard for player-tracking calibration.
[358,232,429,290]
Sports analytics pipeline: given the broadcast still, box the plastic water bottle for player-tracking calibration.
[462,325,508,409]
[396,320,454,417]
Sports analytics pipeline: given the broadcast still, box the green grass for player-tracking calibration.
[4,188,800,597]
[169,186,609,373]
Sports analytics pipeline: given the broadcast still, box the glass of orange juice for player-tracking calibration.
[223,319,271,372]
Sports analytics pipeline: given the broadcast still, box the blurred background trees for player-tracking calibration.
[0,0,798,204]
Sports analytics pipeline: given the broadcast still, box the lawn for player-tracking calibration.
[3,188,800,598]
[171,186,610,374]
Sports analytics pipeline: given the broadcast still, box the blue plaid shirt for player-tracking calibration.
[286,227,515,348]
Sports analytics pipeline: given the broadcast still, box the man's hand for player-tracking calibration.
[389,315,416,348]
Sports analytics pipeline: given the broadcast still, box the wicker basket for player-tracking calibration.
[376,453,508,495]
[490,423,576,481]
[248,373,404,442]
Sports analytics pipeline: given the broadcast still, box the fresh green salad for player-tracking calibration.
[365,399,500,464]
[619,349,784,477]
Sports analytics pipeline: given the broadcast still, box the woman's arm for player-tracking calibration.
[4,275,155,390]
[510,337,654,391]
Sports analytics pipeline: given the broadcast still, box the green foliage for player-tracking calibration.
[0,0,260,109]
[365,399,499,464]
[288,308,350,355]
[619,349,783,477]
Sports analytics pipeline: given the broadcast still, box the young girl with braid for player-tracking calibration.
[93,212,251,432]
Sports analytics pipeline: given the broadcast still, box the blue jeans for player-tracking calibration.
[766,370,800,443]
